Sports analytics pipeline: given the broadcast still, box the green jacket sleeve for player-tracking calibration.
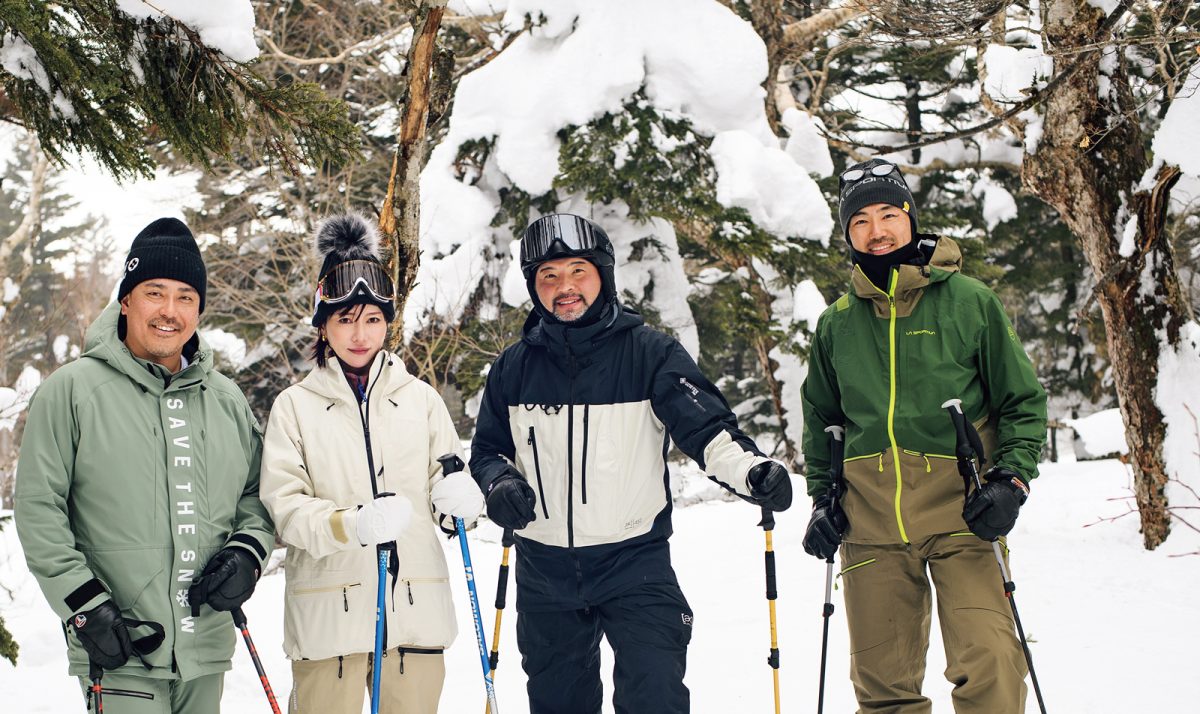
[800,311,844,499]
[976,291,1047,482]
[224,404,275,566]
[14,376,111,620]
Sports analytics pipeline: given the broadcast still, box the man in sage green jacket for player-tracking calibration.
[15,218,274,713]
[800,159,1046,713]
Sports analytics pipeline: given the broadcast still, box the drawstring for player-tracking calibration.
[337,656,343,679]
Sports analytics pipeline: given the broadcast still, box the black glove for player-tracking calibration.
[962,467,1029,541]
[802,494,848,561]
[747,461,793,512]
[486,472,537,531]
[71,601,133,670]
[188,547,261,616]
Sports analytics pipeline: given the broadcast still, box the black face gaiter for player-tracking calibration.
[851,239,923,292]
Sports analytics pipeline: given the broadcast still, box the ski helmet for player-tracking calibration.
[520,213,617,305]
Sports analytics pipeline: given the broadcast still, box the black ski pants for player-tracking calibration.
[516,581,693,714]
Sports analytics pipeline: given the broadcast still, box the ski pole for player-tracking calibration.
[818,424,844,714]
[370,491,397,714]
[485,528,515,714]
[942,399,1048,714]
[87,660,103,713]
[232,608,282,714]
[437,454,500,714]
[759,505,781,714]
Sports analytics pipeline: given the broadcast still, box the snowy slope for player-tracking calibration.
[2,458,1197,712]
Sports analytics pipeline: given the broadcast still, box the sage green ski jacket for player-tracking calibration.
[14,300,274,680]
[800,236,1047,544]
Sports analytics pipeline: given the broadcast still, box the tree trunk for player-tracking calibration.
[383,1,446,347]
[1022,0,1189,549]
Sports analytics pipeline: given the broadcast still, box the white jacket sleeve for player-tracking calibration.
[424,384,476,532]
[260,392,362,559]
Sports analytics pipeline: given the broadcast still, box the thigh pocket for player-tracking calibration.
[837,556,895,656]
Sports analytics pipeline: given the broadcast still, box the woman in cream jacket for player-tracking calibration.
[260,214,484,713]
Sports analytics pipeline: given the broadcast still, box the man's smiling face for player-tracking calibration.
[533,256,602,322]
[847,202,913,256]
[120,278,200,372]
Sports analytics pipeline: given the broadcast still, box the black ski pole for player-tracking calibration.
[817,424,844,714]
[760,504,781,714]
[232,608,282,714]
[87,660,103,713]
[942,398,1047,714]
[485,528,514,714]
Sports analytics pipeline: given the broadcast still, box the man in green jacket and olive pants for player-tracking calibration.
[800,159,1047,713]
[15,218,274,713]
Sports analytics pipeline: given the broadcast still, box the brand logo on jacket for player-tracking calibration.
[680,613,693,626]
[905,329,937,336]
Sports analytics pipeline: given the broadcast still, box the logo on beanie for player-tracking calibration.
[903,201,910,213]
[126,257,140,274]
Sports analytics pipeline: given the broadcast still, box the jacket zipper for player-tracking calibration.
[884,269,910,544]
[581,404,589,504]
[566,345,582,598]
[527,427,550,519]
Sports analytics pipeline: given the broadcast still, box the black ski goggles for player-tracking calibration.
[313,260,395,311]
[840,161,900,186]
[520,215,614,271]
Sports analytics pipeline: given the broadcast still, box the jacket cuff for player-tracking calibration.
[64,578,110,618]
[331,507,356,545]
[225,532,269,563]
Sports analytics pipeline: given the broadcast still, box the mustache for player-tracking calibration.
[554,292,586,304]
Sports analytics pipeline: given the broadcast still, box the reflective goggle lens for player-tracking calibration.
[520,215,604,266]
[841,162,898,183]
[314,260,395,306]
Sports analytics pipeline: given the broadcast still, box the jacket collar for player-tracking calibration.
[522,301,641,361]
[850,235,961,317]
[82,301,212,394]
[298,349,414,403]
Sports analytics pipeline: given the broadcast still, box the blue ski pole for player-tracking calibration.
[370,493,396,714]
[437,454,500,714]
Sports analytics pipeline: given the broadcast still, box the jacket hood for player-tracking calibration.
[82,300,212,392]
[297,349,415,403]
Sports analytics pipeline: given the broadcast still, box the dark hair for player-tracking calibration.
[310,303,377,368]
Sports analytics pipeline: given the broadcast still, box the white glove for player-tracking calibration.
[355,494,413,546]
[431,471,485,520]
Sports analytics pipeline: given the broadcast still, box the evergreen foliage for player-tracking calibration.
[0,0,360,179]
[0,511,14,666]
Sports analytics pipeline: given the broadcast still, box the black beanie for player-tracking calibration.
[838,158,919,243]
[118,217,207,312]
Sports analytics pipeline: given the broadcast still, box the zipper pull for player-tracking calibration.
[922,454,931,473]
[878,453,884,472]
[407,580,414,605]
[343,586,349,612]
[527,426,534,445]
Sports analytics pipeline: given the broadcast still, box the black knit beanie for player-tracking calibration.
[838,158,919,243]
[118,217,207,312]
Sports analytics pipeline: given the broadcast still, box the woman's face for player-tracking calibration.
[323,303,388,371]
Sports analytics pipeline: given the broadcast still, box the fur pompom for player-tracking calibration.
[313,213,382,262]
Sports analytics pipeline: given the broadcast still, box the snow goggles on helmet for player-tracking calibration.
[840,161,899,184]
[313,260,395,310]
[520,214,615,277]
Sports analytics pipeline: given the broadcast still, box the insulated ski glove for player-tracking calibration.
[802,494,847,561]
[355,494,414,546]
[747,461,794,512]
[431,470,486,519]
[188,547,261,616]
[71,600,133,670]
[486,471,537,530]
[962,466,1029,541]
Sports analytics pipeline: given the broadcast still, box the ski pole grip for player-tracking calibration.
[89,659,102,682]
[232,607,248,629]
[825,425,845,499]
[437,453,466,477]
[501,528,515,549]
[941,398,971,457]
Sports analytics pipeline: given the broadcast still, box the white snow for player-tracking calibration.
[115,0,259,63]
[1118,212,1139,257]
[1155,320,1200,507]
[1066,408,1129,459]
[0,32,75,120]
[0,366,41,432]
[448,0,510,16]
[1152,63,1200,177]
[2,459,1198,712]
[710,130,833,242]
[971,176,1019,230]
[781,108,834,178]
[201,328,249,371]
[982,44,1052,103]
[2,278,18,303]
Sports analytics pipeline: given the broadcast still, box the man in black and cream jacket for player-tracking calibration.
[469,213,793,714]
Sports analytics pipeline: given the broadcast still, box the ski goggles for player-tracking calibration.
[520,214,614,269]
[313,260,395,310]
[840,161,899,184]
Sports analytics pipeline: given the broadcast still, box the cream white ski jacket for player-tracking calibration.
[261,351,466,661]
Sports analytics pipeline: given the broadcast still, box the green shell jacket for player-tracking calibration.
[800,236,1046,544]
[14,301,274,680]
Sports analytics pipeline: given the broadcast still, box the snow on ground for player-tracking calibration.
[2,458,1197,712]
